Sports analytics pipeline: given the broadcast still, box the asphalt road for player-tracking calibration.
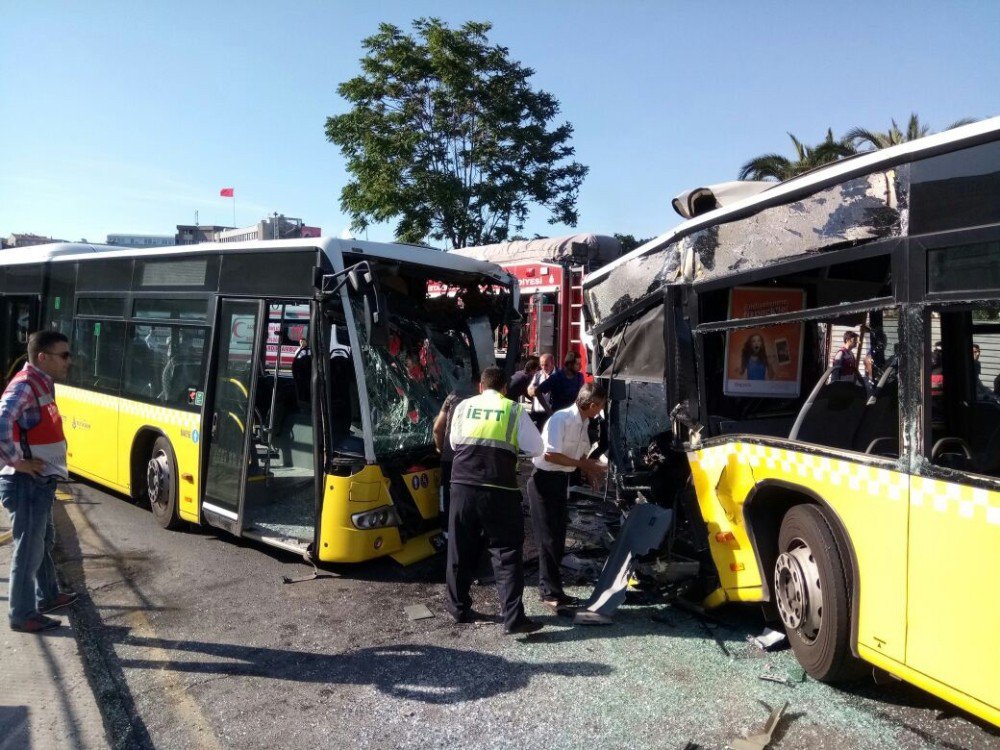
[53,478,1000,750]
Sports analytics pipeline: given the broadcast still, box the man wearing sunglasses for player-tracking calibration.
[0,330,76,633]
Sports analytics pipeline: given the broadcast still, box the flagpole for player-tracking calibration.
[233,194,236,228]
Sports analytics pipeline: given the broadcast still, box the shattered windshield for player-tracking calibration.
[349,266,510,455]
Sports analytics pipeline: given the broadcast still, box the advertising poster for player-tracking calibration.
[724,287,806,398]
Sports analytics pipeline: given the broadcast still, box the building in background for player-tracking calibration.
[175,225,232,246]
[176,215,320,246]
[216,214,320,243]
[106,233,176,248]
[3,233,68,249]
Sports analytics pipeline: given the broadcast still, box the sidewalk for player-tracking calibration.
[0,489,107,750]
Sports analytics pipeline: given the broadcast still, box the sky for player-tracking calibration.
[2,1,998,248]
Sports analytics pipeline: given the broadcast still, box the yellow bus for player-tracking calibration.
[0,238,518,564]
[585,117,1000,725]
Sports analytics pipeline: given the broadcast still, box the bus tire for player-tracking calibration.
[775,504,859,683]
[147,436,181,530]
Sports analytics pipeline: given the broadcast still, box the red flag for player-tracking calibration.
[219,187,234,198]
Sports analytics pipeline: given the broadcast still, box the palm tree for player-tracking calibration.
[845,113,978,152]
[738,129,855,181]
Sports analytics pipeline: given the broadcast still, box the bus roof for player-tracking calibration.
[0,237,513,284]
[586,116,1000,290]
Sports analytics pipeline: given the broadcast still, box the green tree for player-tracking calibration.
[738,129,855,182]
[613,233,654,254]
[845,113,977,151]
[325,18,588,248]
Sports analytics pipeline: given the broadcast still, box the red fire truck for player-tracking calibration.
[451,234,622,371]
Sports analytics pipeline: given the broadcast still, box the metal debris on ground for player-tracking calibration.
[729,702,789,750]
[749,627,788,651]
[403,604,434,621]
[573,503,674,624]
[758,674,795,687]
[573,610,614,626]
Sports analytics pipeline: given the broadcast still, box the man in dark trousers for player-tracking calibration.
[528,381,608,612]
[446,366,544,634]
[0,331,78,633]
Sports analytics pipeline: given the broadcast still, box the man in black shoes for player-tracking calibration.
[528,381,608,614]
[445,366,545,634]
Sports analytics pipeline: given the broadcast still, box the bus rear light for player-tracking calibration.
[715,531,736,543]
[351,505,401,530]
[730,562,745,572]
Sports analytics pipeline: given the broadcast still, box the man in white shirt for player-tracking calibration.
[527,381,608,611]
[528,352,555,428]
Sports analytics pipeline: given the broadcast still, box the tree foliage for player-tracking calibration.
[325,18,588,248]
[738,114,979,183]
[613,233,655,254]
[845,113,977,152]
[738,129,855,181]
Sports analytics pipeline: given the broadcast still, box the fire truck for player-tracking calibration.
[450,234,621,371]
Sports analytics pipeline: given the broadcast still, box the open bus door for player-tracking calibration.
[1,296,39,386]
[202,298,318,552]
[202,299,265,535]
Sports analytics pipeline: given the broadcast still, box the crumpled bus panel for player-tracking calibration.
[688,444,763,599]
[688,169,907,282]
[585,245,682,323]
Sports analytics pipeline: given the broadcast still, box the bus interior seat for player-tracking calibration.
[161,358,202,403]
[852,379,899,456]
[794,381,867,450]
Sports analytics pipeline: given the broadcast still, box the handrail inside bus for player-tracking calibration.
[788,363,838,441]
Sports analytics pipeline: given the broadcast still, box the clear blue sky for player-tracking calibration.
[2,1,998,247]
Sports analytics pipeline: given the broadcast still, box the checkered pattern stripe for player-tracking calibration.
[59,386,200,430]
[692,442,1000,526]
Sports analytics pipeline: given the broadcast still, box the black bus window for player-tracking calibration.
[928,306,1000,476]
[69,320,126,394]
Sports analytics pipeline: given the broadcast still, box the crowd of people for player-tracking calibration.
[432,350,607,634]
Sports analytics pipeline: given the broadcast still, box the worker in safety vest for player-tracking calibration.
[447,366,544,634]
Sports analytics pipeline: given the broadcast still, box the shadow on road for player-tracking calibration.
[102,628,614,704]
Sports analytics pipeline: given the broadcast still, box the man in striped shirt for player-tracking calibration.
[1,330,77,633]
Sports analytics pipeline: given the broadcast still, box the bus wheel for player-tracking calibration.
[775,505,857,682]
[147,437,181,530]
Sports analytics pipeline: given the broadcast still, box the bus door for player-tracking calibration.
[907,306,1000,714]
[202,299,264,534]
[1,296,39,384]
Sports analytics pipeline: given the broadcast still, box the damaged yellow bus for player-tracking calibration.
[585,117,1000,725]
[0,238,518,565]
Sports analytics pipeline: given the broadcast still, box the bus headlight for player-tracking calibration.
[351,505,401,530]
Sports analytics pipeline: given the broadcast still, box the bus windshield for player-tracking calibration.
[349,266,511,455]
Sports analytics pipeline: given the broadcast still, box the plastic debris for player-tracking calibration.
[403,604,434,621]
[749,627,787,651]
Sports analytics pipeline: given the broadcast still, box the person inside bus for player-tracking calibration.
[161,338,201,406]
[831,330,861,383]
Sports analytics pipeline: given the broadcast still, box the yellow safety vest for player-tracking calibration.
[450,389,523,490]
